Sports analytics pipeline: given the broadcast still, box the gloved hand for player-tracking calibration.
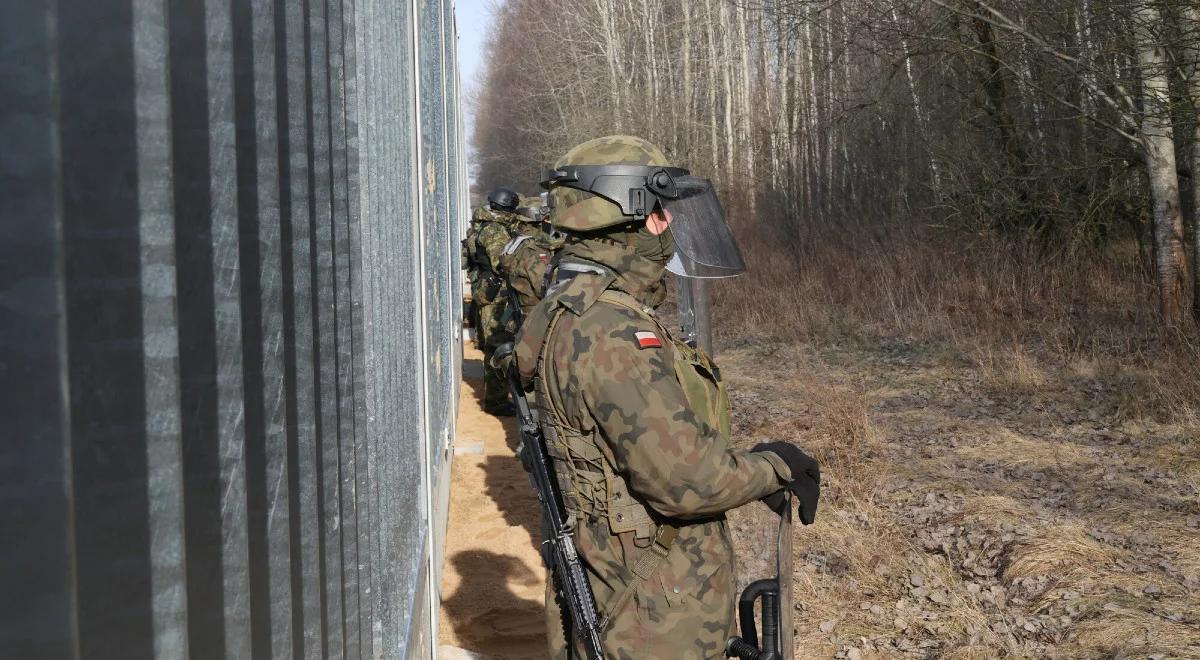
[752,441,820,525]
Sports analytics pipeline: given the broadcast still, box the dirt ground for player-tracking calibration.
[441,336,1200,658]
[724,337,1200,659]
[439,346,547,659]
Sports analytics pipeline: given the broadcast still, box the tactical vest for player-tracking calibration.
[533,287,731,541]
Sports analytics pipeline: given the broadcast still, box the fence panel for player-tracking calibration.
[0,0,465,657]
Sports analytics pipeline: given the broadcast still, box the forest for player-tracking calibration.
[466,1,1200,657]
[474,0,1200,322]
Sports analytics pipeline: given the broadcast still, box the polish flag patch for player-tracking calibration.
[635,331,662,349]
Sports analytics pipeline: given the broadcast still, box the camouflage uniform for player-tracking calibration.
[514,136,792,659]
[462,206,493,350]
[470,203,539,411]
[499,226,564,319]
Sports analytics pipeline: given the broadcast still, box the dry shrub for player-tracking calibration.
[787,500,919,652]
[715,229,1200,423]
[805,387,883,503]
[727,357,882,503]
[940,645,1004,660]
[973,345,1047,394]
[1152,441,1200,494]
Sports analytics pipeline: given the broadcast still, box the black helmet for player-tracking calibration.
[487,187,520,212]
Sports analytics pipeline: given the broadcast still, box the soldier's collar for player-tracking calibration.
[559,240,666,307]
[556,258,613,280]
[543,259,617,317]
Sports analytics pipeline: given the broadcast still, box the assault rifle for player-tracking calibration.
[491,342,605,660]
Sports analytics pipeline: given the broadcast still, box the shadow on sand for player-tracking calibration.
[441,550,547,659]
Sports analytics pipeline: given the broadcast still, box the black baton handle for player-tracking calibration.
[725,637,781,660]
[737,579,778,650]
[727,579,782,659]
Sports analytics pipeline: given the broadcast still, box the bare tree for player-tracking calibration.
[470,0,1200,323]
[1134,1,1187,323]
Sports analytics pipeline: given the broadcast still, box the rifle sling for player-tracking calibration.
[596,523,678,632]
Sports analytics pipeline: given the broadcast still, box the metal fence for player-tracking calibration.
[1,0,464,657]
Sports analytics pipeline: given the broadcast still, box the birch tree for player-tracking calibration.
[471,0,1200,323]
[1134,1,1187,323]
[1183,4,1200,322]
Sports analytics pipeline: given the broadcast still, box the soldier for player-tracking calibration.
[462,202,494,350]
[513,136,821,659]
[500,195,565,321]
[470,186,538,415]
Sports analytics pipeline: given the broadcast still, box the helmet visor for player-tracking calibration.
[661,177,745,278]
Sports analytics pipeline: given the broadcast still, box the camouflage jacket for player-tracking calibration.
[516,241,789,658]
[468,206,527,306]
[499,229,565,317]
[463,206,495,274]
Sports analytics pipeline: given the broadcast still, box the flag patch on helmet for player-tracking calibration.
[634,331,662,349]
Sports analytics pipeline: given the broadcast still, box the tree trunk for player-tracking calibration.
[736,1,756,217]
[640,0,658,138]
[682,1,692,161]
[719,0,736,184]
[703,0,720,172]
[599,0,622,130]
[1135,2,1187,324]
[972,4,1031,186]
[1185,4,1200,323]
[891,7,942,196]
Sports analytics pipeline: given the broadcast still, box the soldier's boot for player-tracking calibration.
[482,361,513,416]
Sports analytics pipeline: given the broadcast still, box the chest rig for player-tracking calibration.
[529,278,732,540]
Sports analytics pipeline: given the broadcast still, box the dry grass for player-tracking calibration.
[1002,523,1122,584]
[973,345,1048,394]
[1073,609,1199,658]
[717,230,1200,418]
[715,232,1200,658]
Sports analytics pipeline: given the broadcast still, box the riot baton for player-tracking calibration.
[725,492,794,660]
[677,277,713,357]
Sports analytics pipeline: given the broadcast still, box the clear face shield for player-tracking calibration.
[542,165,745,279]
[658,176,745,278]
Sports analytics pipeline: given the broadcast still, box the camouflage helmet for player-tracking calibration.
[514,194,547,224]
[546,135,670,231]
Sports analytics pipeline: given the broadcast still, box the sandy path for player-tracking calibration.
[439,346,548,659]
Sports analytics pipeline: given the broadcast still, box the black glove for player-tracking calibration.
[752,441,820,525]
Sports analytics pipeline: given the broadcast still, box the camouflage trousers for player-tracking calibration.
[476,300,513,410]
[545,518,737,660]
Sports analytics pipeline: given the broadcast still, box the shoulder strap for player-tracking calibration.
[596,289,653,317]
[590,291,682,629]
[596,290,674,340]
[513,271,615,385]
[503,233,532,257]
[597,525,679,632]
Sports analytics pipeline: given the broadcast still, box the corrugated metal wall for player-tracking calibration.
[0,0,464,658]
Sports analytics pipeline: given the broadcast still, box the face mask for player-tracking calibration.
[634,224,675,265]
